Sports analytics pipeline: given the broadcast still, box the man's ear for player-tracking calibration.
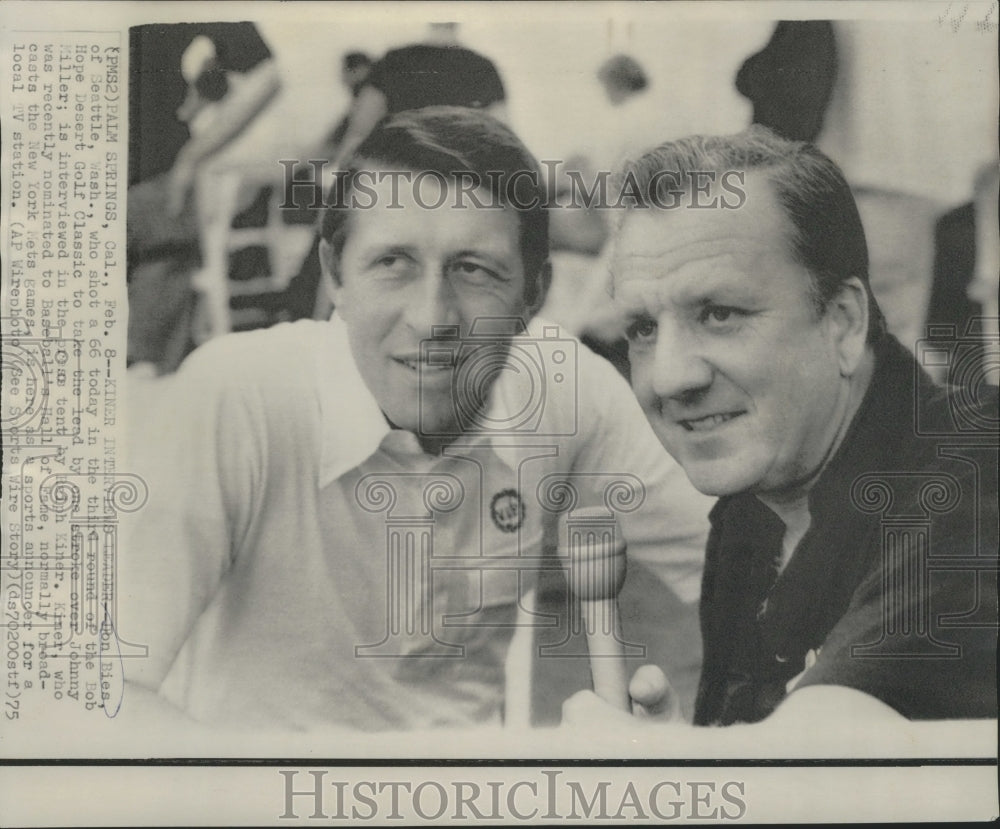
[318,238,344,306]
[525,260,553,319]
[826,276,870,376]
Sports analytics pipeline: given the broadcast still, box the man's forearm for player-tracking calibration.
[176,59,282,171]
[328,86,389,177]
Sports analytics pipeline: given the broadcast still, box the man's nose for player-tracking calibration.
[649,319,713,401]
[404,271,461,336]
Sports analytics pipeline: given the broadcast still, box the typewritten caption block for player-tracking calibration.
[2,30,132,725]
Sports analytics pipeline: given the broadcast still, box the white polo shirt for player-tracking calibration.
[122,316,712,730]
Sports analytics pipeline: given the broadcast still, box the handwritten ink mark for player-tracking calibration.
[98,603,125,718]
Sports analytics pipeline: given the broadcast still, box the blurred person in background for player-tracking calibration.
[330,22,507,170]
[543,54,657,379]
[286,50,374,191]
[329,51,376,147]
[128,22,281,215]
[927,162,1000,385]
[127,22,281,374]
[277,51,375,232]
[967,163,1000,343]
[735,20,837,143]
[283,22,507,321]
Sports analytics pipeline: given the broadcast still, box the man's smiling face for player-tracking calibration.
[329,169,531,439]
[612,173,851,497]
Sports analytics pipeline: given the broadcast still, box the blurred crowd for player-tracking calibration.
[127,19,998,384]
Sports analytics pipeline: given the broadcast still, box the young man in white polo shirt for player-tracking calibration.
[122,107,713,730]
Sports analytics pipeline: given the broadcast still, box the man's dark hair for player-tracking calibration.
[599,54,649,94]
[320,106,550,307]
[343,51,372,71]
[616,125,886,342]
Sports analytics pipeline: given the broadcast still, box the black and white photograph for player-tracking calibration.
[1,1,998,824]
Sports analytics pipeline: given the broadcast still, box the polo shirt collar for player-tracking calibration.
[317,314,392,487]
[317,315,534,488]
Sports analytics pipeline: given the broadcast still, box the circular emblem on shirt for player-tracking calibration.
[490,489,525,533]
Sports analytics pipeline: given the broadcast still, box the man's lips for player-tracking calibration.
[675,411,746,432]
[392,355,454,374]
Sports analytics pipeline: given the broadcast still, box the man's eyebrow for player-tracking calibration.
[358,243,414,258]
[614,289,657,315]
[621,307,655,322]
[668,277,762,309]
[449,248,514,271]
[616,269,761,312]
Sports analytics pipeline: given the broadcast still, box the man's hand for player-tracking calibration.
[561,665,683,728]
